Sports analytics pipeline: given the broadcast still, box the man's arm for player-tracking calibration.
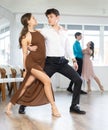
[27,44,38,52]
[65,35,78,71]
[72,58,78,71]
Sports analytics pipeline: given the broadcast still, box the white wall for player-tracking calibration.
[9,13,108,91]
[0,6,108,91]
[10,13,108,66]
[0,6,21,66]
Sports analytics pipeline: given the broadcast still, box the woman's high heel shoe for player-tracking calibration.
[100,85,104,94]
[5,102,13,115]
[87,89,92,93]
[52,106,61,117]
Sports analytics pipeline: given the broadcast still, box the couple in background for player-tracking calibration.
[67,32,104,94]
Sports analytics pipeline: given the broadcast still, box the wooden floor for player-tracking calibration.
[0,91,108,130]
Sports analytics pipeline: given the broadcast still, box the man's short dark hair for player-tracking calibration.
[74,32,82,39]
[45,8,60,16]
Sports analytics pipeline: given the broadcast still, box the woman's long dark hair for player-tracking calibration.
[19,13,32,48]
[89,41,94,58]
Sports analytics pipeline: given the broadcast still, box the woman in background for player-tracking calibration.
[82,41,104,93]
[6,13,61,117]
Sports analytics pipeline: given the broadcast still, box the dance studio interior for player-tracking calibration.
[0,0,108,130]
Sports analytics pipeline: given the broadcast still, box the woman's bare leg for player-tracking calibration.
[5,102,13,115]
[31,68,61,117]
[6,75,35,115]
[87,79,92,93]
[6,68,60,117]
[94,75,104,93]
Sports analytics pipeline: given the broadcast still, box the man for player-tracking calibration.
[19,8,86,115]
[67,32,87,94]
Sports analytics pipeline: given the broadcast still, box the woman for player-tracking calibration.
[6,13,61,117]
[82,41,104,93]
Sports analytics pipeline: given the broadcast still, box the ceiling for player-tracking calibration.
[0,0,108,16]
[0,0,108,26]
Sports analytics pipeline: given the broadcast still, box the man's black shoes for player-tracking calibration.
[18,105,26,114]
[80,90,87,94]
[67,87,87,94]
[67,87,73,93]
[70,105,86,114]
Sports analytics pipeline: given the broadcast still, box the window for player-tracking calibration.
[104,26,108,65]
[83,25,100,65]
[0,26,10,65]
[36,23,44,29]
[67,25,82,49]
[66,24,106,66]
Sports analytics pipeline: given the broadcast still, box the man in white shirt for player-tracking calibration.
[19,8,86,115]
